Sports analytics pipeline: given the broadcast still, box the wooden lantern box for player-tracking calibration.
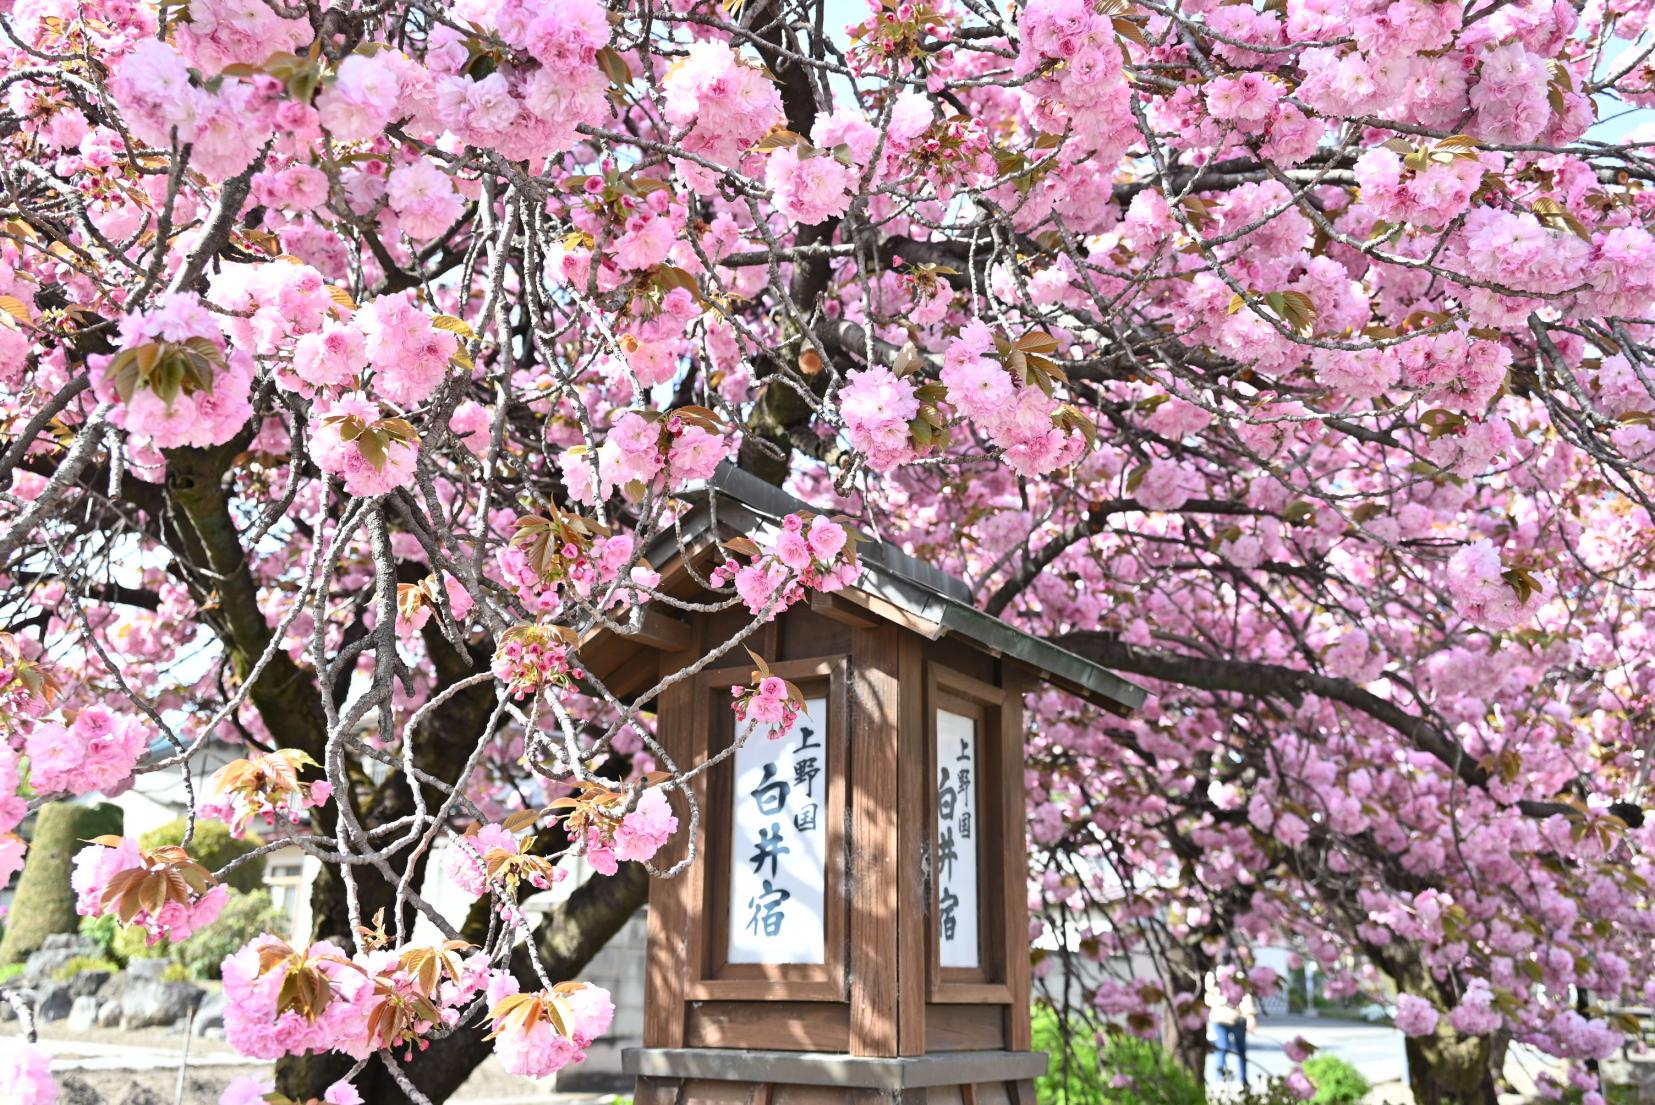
[582,466,1144,1105]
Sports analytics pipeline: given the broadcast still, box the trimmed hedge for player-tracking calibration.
[0,801,122,964]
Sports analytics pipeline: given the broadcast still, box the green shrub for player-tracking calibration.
[139,818,266,893]
[0,962,22,985]
[111,920,168,963]
[1095,1034,1207,1105]
[1238,1079,1309,1105]
[1303,1055,1370,1105]
[51,955,120,981]
[0,802,122,964]
[78,913,122,962]
[1034,1004,1107,1105]
[1033,1005,1206,1105]
[171,889,287,980]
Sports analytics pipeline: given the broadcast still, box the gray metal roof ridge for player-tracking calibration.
[707,463,973,603]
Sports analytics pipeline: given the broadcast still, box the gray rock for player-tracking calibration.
[67,969,112,999]
[119,977,203,1030]
[96,999,121,1028]
[191,990,225,1037]
[40,932,93,951]
[21,934,101,982]
[35,980,73,1022]
[119,1088,164,1105]
[56,1074,105,1105]
[98,970,130,1006]
[125,958,170,981]
[0,998,13,1021]
[67,993,100,1033]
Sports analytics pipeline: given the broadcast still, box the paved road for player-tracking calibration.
[36,1033,264,1073]
[1204,1014,1409,1090]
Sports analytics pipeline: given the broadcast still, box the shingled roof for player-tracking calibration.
[619,463,1145,716]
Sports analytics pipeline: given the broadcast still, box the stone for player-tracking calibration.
[21,934,101,982]
[192,990,225,1037]
[119,977,204,1030]
[67,993,100,1032]
[67,969,112,999]
[56,1074,105,1105]
[119,1088,164,1105]
[98,970,130,1006]
[35,980,73,1022]
[125,958,170,981]
[96,999,121,1028]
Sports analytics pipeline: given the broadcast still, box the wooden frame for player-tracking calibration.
[686,656,850,1003]
[926,663,1015,1006]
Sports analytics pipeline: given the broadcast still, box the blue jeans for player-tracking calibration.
[1215,1022,1248,1082]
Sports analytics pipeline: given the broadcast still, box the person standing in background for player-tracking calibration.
[1206,953,1259,1084]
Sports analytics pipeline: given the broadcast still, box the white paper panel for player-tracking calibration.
[936,709,980,968]
[726,696,829,964]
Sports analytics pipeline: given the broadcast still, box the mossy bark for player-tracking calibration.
[1404,1025,1498,1105]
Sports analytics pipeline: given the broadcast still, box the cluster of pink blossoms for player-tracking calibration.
[838,366,923,472]
[70,836,231,943]
[173,0,311,74]
[584,787,679,876]
[221,936,473,1060]
[0,1038,56,1105]
[1394,993,1441,1036]
[395,573,477,640]
[351,292,461,406]
[712,513,859,619]
[732,675,802,740]
[496,528,652,613]
[940,321,1090,476]
[492,626,584,699]
[207,260,468,495]
[1353,145,1486,229]
[1014,0,1133,156]
[23,707,149,796]
[764,144,856,227]
[485,977,615,1079]
[660,41,784,194]
[220,1074,361,1105]
[92,293,254,450]
[310,395,421,497]
[551,178,707,389]
[446,823,547,899]
[385,157,465,242]
[1445,539,1551,632]
[1132,458,1203,514]
[218,927,619,1076]
[559,409,731,506]
[108,39,280,181]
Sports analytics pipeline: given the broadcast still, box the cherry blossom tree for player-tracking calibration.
[3,0,1655,1103]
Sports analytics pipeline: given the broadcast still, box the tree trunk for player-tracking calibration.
[1378,948,1499,1105]
[1160,941,1214,1078]
[1404,1025,1498,1105]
